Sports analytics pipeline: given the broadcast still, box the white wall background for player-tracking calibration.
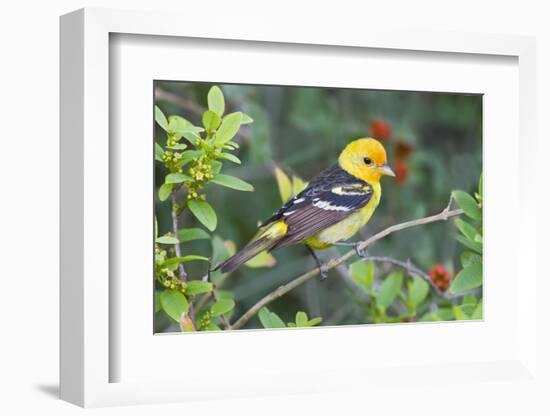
[0,0,548,414]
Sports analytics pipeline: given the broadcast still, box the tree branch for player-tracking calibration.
[229,205,463,330]
[361,255,453,299]
[170,194,187,280]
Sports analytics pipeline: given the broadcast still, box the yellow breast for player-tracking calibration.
[304,183,381,249]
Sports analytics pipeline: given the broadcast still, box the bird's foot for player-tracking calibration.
[354,243,368,258]
[319,264,329,280]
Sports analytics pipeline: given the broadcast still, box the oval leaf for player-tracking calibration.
[408,277,429,308]
[158,183,173,201]
[207,86,225,116]
[210,174,254,191]
[186,280,213,296]
[292,175,308,196]
[202,110,222,132]
[178,227,210,243]
[160,289,189,321]
[449,262,482,294]
[155,142,165,162]
[453,190,481,221]
[240,113,254,124]
[377,271,403,310]
[295,311,309,327]
[258,307,286,328]
[214,112,242,146]
[454,218,478,241]
[219,152,241,164]
[155,106,168,131]
[245,251,276,268]
[210,298,235,317]
[156,234,179,244]
[460,251,482,268]
[274,166,292,202]
[350,260,375,291]
[188,199,217,231]
[165,172,193,184]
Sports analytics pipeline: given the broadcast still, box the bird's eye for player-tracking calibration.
[363,157,373,165]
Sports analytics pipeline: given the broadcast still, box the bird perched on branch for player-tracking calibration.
[214,138,395,278]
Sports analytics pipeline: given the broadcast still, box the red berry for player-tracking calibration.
[429,263,451,292]
[394,160,409,185]
[395,140,413,160]
[368,119,392,141]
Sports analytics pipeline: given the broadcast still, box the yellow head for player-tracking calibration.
[338,137,395,183]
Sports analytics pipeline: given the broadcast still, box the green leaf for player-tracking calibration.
[155,106,168,131]
[377,271,403,310]
[350,260,374,291]
[207,86,225,116]
[274,166,292,202]
[178,227,211,243]
[307,317,322,326]
[449,262,482,294]
[210,298,235,317]
[156,235,179,244]
[155,142,165,162]
[211,235,230,265]
[166,143,188,150]
[461,251,482,268]
[408,277,429,308]
[461,294,478,316]
[158,183,173,201]
[178,150,204,167]
[205,323,221,331]
[214,112,242,146]
[245,250,276,268]
[210,174,254,191]
[160,289,189,321]
[453,233,483,254]
[202,110,222,132]
[258,307,286,328]
[165,172,193,184]
[182,131,200,146]
[168,115,204,135]
[454,218,478,241]
[186,280,213,295]
[207,161,222,176]
[292,175,308,196]
[240,113,253,124]
[188,199,217,231]
[453,190,481,221]
[161,255,208,266]
[471,301,483,319]
[295,311,309,327]
[452,305,466,320]
[219,152,241,164]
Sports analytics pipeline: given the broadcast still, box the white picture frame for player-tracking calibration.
[60,8,541,408]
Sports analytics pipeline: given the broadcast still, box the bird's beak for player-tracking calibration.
[377,163,396,177]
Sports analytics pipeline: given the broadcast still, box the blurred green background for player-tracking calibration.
[154,81,482,331]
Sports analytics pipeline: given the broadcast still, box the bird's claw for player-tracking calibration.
[355,244,367,258]
[319,265,329,280]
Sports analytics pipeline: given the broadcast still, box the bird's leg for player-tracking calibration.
[333,241,368,258]
[306,245,328,280]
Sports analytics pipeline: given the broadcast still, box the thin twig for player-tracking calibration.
[229,205,463,330]
[361,255,453,299]
[170,194,187,280]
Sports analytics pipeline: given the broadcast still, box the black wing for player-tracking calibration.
[261,165,373,249]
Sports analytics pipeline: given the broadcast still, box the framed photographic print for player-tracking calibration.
[60,7,541,409]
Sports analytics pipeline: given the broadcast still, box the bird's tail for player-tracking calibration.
[214,221,288,274]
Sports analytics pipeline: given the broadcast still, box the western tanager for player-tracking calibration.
[215,138,395,277]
